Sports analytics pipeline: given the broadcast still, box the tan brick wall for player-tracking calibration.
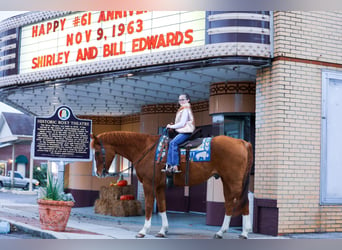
[256,11,342,234]
[273,11,342,63]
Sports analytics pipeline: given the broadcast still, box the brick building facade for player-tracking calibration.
[2,11,342,236]
[254,11,342,235]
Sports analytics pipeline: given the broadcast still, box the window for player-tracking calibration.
[321,70,342,204]
[0,162,6,176]
[224,118,244,138]
[108,155,131,176]
[222,114,255,174]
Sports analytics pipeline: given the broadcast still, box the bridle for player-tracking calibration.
[97,138,108,177]
[96,137,159,177]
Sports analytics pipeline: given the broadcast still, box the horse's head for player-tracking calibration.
[90,134,116,177]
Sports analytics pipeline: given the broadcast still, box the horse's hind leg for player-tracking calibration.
[214,182,240,239]
[214,214,232,239]
[155,185,169,237]
[240,214,252,239]
[239,193,252,239]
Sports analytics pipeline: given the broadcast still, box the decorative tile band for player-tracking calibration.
[141,101,209,115]
[79,101,208,124]
[210,81,255,96]
[141,103,177,114]
[121,114,140,124]
[79,113,140,125]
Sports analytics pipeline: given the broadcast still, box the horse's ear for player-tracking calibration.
[90,134,97,148]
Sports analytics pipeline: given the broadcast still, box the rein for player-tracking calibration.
[132,140,159,166]
[98,136,159,177]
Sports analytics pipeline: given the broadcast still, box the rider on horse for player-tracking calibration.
[162,93,195,174]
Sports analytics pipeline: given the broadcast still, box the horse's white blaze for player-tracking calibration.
[241,214,252,238]
[216,215,231,237]
[158,212,169,235]
[138,218,151,235]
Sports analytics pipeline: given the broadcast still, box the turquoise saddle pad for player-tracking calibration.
[155,136,212,162]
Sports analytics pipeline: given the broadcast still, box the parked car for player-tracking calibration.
[0,171,40,190]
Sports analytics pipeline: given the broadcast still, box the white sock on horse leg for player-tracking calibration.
[139,218,151,235]
[216,215,231,237]
[158,212,169,235]
[241,214,252,238]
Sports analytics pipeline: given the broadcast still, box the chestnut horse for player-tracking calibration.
[91,131,253,239]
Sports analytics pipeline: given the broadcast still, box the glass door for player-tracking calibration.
[224,118,244,139]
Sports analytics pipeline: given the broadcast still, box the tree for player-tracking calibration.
[33,165,47,187]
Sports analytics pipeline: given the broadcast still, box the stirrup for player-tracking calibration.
[161,165,171,173]
[171,166,181,174]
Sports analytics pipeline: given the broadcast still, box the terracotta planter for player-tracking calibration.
[37,199,74,232]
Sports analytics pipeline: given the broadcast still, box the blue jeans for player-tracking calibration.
[167,133,191,166]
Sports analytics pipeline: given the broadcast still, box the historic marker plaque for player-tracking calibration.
[33,106,92,161]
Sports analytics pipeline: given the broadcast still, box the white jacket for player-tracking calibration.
[170,103,195,133]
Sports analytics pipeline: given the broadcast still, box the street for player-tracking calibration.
[0,189,38,205]
[0,189,41,239]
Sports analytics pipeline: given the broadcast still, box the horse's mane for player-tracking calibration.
[93,131,159,147]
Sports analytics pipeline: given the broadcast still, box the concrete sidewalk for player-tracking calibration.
[1,189,342,240]
[1,202,273,239]
[0,189,277,239]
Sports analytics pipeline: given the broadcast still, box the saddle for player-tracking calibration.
[179,128,203,149]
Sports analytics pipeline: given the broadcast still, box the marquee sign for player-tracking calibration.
[19,11,206,73]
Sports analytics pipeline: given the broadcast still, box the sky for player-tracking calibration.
[0,11,27,114]
[0,11,27,20]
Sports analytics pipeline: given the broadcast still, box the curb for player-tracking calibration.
[0,218,56,239]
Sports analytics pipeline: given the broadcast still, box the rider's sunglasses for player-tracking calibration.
[178,98,186,101]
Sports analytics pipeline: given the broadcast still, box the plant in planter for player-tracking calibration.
[37,172,75,232]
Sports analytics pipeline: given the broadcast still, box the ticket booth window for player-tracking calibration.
[224,118,244,139]
[213,114,255,174]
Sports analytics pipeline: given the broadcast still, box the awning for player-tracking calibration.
[15,155,28,164]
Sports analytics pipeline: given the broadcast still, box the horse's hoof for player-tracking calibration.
[155,233,166,238]
[238,235,248,240]
[213,234,223,239]
[136,233,145,238]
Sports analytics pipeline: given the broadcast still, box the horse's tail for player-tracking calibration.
[238,141,253,214]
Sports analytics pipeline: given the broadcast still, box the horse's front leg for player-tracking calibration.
[137,217,151,238]
[214,215,231,239]
[136,185,154,238]
[155,212,169,237]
